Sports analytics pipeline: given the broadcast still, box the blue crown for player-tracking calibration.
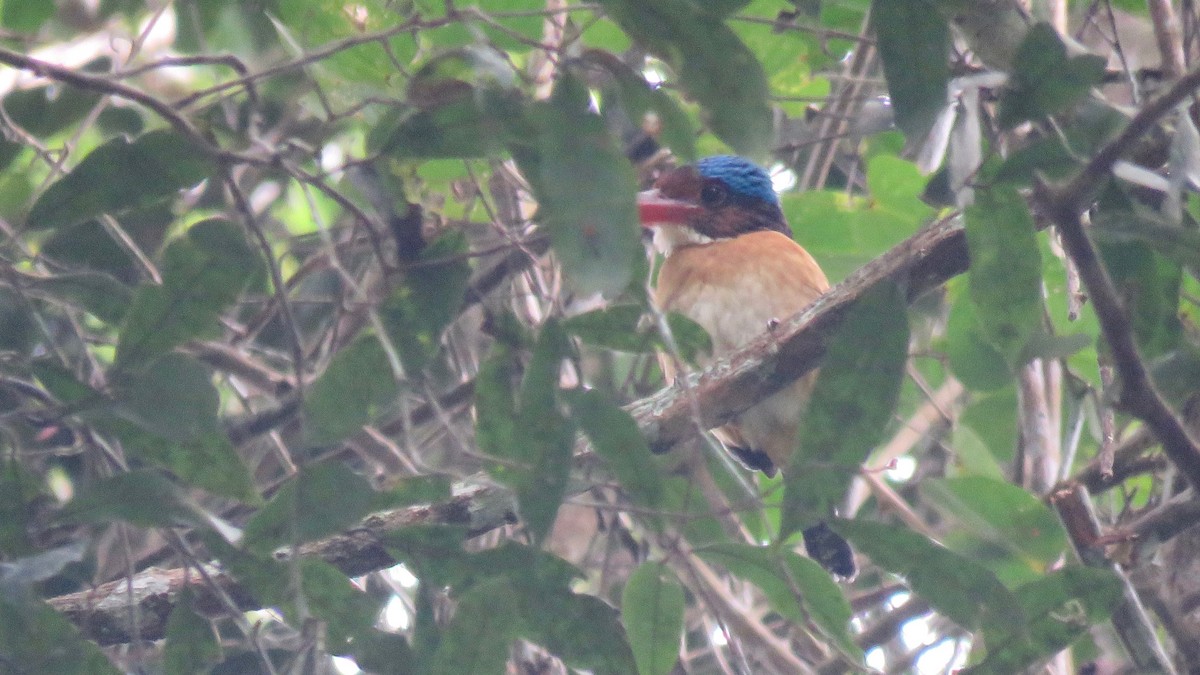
[695,155,778,206]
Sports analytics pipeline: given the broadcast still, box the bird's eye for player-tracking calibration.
[700,184,726,207]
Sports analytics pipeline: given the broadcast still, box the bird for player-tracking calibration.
[637,155,830,477]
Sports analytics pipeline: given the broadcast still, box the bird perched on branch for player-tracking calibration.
[637,155,830,477]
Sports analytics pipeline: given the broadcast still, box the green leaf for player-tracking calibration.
[507,321,576,543]
[698,544,850,646]
[1091,211,1184,358]
[516,585,638,675]
[872,0,950,139]
[27,130,214,230]
[944,279,1012,391]
[780,551,858,657]
[968,567,1123,674]
[304,336,400,445]
[59,469,209,529]
[242,463,376,554]
[375,46,523,159]
[595,0,771,157]
[997,23,1107,129]
[567,388,664,507]
[429,578,522,675]
[580,49,697,161]
[562,305,710,364]
[164,587,221,675]
[116,218,259,368]
[529,73,642,297]
[27,271,132,324]
[922,477,1068,580]
[563,304,656,353]
[0,82,101,172]
[0,596,119,674]
[623,562,684,675]
[381,230,471,373]
[1,0,52,30]
[475,342,519,462]
[781,282,909,540]
[832,518,1025,636]
[117,426,258,503]
[965,186,1042,367]
[299,558,382,650]
[353,630,419,675]
[112,353,221,442]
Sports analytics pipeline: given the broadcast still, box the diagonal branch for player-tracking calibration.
[47,214,969,647]
[1039,65,1200,492]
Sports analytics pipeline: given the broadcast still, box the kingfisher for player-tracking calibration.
[637,155,830,477]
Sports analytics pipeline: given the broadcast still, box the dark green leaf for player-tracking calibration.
[965,186,1042,367]
[116,218,259,368]
[622,562,684,675]
[508,321,575,543]
[28,130,214,230]
[595,0,771,156]
[304,336,400,445]
[429,579,522,675]
[59,469,208,529]
[781,551,859,658]
[117,426,258,503]
[298,558,381,650]
[0,596,119,674]
[516,585,637,675]
[113,353,221,442]
[997,23,1107,129]
[27,271,132,324]
[563,304,655,353]
[968,567,1123,674]
[781,282,909,540]
[1020,330,1092,363]
[370,475,452,512]
[922,477,1068,575]
[242,463,376,554]
[164,588,221,675]
[0,459,42,556]
[31,360,100,406]
[580,49,697,161]
[944,280,1012,391]
[567,388,663,507]
[1092,211,1184,358]
[375,46,523,159]
[474,343,519,462]
[381,230,471,373]
[200,533,289,608]
[0,289,34,354]
[699,543,857,659]
[872,0,949,139]
[529,73,642,296]
[0,78,101,172]
[562,305,710,364]
[832,518,1025,636]
[353,630,418,675]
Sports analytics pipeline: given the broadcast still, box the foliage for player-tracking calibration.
[0,0,1195,673]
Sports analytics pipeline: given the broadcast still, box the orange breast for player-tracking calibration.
[653,230,829,470]
[655,230,829,354]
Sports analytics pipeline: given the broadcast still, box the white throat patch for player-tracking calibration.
[649,225,716,256]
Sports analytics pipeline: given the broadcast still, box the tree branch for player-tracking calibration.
[1038,65,1200,492]
[47,213,969,647]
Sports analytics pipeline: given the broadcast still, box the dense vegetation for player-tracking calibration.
[1,0,1198,673]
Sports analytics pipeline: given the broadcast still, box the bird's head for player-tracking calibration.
[637,155,788,254]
